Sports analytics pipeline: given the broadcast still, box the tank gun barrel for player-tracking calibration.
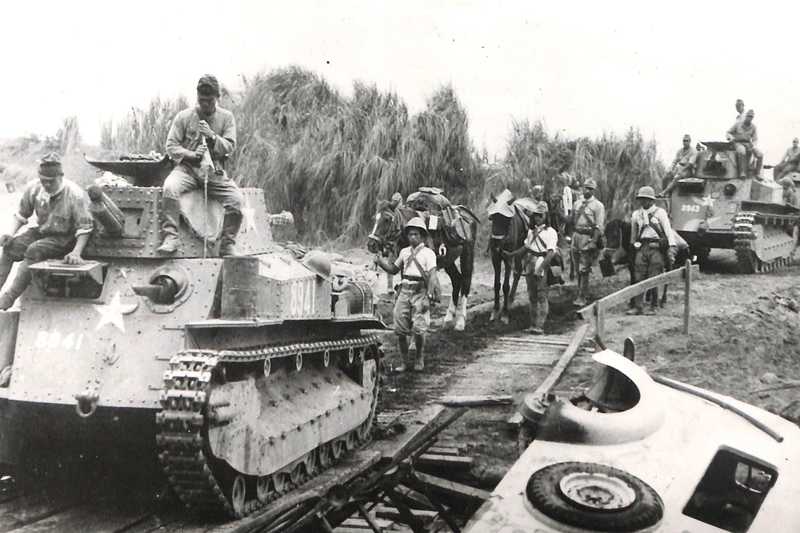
[87,184,125,236]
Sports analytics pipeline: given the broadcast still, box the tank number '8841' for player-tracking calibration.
[35,330,85,351]
[681,204,701,213]
[290,279,316,316]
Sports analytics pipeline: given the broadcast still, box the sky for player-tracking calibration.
[2,0,799,165]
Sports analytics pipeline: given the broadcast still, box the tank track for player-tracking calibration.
[733,211,799,273]
[156,335,381,518]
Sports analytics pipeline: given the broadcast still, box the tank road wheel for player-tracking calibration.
[229,475,247,517]
[318,442,333,469]
[290,462,305,486]
[323,349,331,368]
[272,472,289,495]
[331,439,346,460]
[256,476,271,504]
[263,358,271,378]
[295,351,303,372]
[344,431,358,452]
[303,451,318,477]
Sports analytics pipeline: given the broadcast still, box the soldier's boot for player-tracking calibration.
[413,334,425,372]
[157,198,182,254]
[736,151,748,179]
[573,273,587,307]
[755,156,764,179]
[218,211,243,257]
[0,261,32,311]
[395,336,409,373]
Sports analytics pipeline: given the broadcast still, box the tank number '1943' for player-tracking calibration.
[681,204,701,213]
[290,279,316,316]
[35,330,85,351]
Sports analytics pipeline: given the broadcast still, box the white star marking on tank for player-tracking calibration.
[94,291,138,333]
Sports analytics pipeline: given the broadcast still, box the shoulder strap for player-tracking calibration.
[576,201,596,226]
[408,247,430,287]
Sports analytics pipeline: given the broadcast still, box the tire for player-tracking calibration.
[526,462,664,532]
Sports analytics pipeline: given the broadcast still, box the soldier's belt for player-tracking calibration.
[574,228,594,235]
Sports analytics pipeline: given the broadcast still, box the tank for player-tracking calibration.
[666,141,800,272]
[0,158,384,518]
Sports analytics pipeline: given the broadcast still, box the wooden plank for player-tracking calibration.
[373,505,438,521]
[424,446,462,456]
[0,491,82,533]
[411,472,491,505]
[438,395,513,407]
[391,485,436,511]
[416,454,473,469]
[10,503,149,533]
[578,264,698,317]
[508,323,591,426]
[369,404,446,461]
[486,353,559,366]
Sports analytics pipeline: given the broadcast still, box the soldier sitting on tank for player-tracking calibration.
[157,74,244,256]
[779,176,799,208]
[0,153,93,310]
[626,186,676,316]
[374,218,440,372]
[661,134,698,196]
[726,109,764,180]
[774,138,800,180]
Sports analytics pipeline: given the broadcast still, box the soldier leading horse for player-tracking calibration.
[367,197,478,331]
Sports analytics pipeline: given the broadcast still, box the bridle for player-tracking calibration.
[368,208,403,256]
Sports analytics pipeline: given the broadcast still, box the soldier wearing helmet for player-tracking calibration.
[570,178,605,307]
[779,176,799,208]
[374,217,440,372]
[726,109,763,180]
[627,186,676,316]
[662,134,697,196]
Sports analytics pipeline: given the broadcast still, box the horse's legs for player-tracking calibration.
[490,249,502,322]
[501,259,512,324]
[455,243,474,331]
[444,261,462,328]
[508,255,523,304]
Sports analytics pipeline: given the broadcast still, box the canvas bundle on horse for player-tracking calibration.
[367,188,479,331]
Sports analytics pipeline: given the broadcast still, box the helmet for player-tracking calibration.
[404,217,428,234]
[301,250,331,280]
[636,186,657,200]
[779,176,795,188]
[583,178,598,190]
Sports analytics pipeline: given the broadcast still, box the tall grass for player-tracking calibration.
[104,96,190,154]
[498,120,664,220]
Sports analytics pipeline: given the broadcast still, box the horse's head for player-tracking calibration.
[367,199,405,254]
[602,218,633,265]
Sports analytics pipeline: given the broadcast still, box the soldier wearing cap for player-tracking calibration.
[0,153,93,310]
[374,217,440,372]
[779,176,799,208]
[726,109,763,180]
[158,74,244,255]
[627,186,676,316]
[662,134,698,196]
[774,138,800,180]
[570,179,605,307]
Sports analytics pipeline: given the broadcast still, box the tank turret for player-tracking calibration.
[0,157,385,518]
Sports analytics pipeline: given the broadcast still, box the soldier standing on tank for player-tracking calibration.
[661,134,698,196]
[727,109,763,180]
[374,218,440,372]
[627,186,676,316]
[158,74,244,256]
[0,153,93,310]
[774,138,800,180]
[571,179,605,307]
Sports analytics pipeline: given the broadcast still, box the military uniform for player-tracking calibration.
[0,154,93,309]
[392,242,437,337]
[571,184,605,306]
[774,143,800,180]
[524,219,558,332]
[727,112,763,179]
[630,198,676,314]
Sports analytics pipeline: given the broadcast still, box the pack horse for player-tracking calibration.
[367,188,479,331]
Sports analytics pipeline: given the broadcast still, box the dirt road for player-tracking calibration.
[347,247,800,484]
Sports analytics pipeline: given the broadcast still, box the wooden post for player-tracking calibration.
[594,302,604,344]
[683,259,691,334]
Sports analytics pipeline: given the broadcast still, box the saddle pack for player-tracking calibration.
[407,187,474,244]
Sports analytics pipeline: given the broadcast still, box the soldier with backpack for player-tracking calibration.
[571,178,605,307]
[374,217,440,372]
[627,186,677,316]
